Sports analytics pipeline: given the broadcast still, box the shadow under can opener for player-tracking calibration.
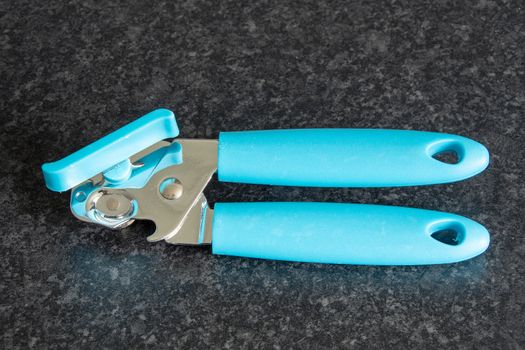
[42,109,490,265]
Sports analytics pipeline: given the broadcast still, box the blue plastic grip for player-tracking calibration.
[218,129,489,187]
[212,202,490,265]
[42,109,178,192]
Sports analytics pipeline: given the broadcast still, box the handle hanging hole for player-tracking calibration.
[428,140,464,165]
[428,221,466,246]
[432,150,459,164]
[431,229,461,245]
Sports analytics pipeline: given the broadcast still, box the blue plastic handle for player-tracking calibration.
[218,129,489,187]
[42,109,179,192]
[212,202,490,265]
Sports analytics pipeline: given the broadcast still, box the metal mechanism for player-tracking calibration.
[70,139,217,245]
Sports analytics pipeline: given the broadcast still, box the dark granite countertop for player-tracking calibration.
[1,0,524,348]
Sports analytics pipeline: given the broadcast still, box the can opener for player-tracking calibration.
[42,109,490,265]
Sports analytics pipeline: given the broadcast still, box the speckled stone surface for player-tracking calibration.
[1,0,524,348]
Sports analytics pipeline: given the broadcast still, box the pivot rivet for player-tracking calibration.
[160,178,183,200]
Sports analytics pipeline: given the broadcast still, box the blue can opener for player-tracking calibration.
[42,109,490,265]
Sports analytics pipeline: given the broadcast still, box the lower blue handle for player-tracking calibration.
[211,202,490,265]
[218,129,489,187]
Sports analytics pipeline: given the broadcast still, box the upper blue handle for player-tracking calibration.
[42,109,179,192]
[218,129,489,187]
[212,202,490,265]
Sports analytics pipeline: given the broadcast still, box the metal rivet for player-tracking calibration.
[106,197,120,211]
[94,193,133,218]
[161,182,183,200]
[75,191,87,202]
